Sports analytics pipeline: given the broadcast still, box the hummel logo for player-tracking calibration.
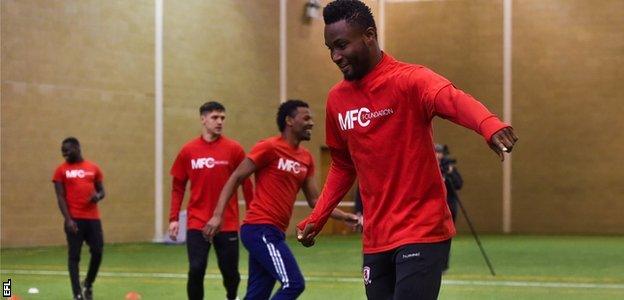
[402,252,421,259]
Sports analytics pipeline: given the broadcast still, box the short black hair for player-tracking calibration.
[277,99,309,132]
[199,101,225,115]
[323,0,376,34]
[62,137,80,147]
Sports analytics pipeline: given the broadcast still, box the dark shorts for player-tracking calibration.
[362,240,451,300]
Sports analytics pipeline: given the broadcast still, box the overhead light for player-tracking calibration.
[306,0,321,19]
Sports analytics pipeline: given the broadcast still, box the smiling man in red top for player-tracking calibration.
[169,101,253,300]
[296,1,519,299]
[53,137,105,300]
[204,100,358,299]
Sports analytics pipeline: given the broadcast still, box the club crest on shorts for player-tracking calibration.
[362,266,372,285]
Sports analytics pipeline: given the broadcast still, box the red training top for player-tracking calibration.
[243,136,315,232]
[298,53,510,254]
[52,160,103,220]
[170,135,253,231]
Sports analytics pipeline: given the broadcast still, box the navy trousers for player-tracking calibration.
[240,224,305,300]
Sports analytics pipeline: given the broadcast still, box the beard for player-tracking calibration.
[341,45,371,81]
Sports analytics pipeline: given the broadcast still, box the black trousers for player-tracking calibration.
[186,229,240,300]
[362,240,451,300]
[65,219,104,297]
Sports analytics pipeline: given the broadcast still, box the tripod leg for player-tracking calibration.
[456,197,496,276]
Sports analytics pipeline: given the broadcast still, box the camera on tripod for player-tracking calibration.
[440,156,457,173]
[435,144,457,173]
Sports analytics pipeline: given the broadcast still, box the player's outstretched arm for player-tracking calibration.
[203,158,256,239]
[299,175,359,246]
[299,177,321,247]
[430,84,518,160]
[297,147,356,247]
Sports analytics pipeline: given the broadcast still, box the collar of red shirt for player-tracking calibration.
[345,52,396,89]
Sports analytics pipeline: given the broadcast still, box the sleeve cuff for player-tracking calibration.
[296,215,326,234]
[479,116,510,142]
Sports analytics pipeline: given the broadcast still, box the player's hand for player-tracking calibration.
[489,127,518,161]
[65,219,78,234]
[354,213,363,233]
[297,223,317,247]
[89,192,101,203]
[344,213,362,233]
[341,212,360,230]
[202,215,222,242]
[168,221,179,241]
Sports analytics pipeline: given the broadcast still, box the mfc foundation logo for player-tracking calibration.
[65,169,94,178]
[191,157,229,170]
[277,158,305,174]
[337,107,394,130]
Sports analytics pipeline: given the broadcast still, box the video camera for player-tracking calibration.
[435,143,457,173]
[440,156,457,173]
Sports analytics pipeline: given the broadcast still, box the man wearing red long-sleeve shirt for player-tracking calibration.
[203,100,358,299]
[169,101,253,300]
[297,1,518,299]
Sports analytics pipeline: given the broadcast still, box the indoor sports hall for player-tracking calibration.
[1,1,622,299]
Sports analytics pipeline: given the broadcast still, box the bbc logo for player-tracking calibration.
[2,279,11,297]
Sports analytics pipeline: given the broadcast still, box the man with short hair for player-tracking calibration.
[204,99,358,300]
[53,137,105,300]
[296,1,519,299]
[169,101,253,300]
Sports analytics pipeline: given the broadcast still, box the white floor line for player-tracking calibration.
[2,269,623,290]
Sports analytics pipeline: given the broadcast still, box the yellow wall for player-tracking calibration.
[1,0,155,246]
[511,0,624,233]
